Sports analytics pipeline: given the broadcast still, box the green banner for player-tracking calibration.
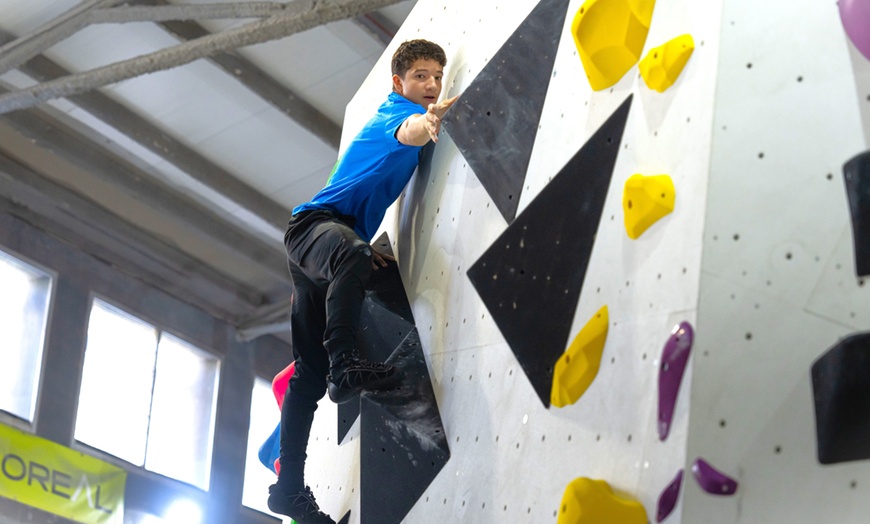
[0,423,126,524]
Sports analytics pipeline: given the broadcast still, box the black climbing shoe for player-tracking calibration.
[327,358,399,404]
[267,484,335,524]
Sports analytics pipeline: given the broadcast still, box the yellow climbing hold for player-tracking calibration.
[551,306,609,408]
[639,34,696,92]
[558,478,648,524]
[571,0,657,91]
[623,174,675,239]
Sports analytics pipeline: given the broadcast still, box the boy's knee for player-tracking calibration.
[287,362,328,403]
[340,240,373,277]
[288,375,327,404]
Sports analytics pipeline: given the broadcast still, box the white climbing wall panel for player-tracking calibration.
[298,0,729,522]
[293,0,870,520]
[684,0,870,522]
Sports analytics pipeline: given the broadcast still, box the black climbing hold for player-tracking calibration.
[442,0,571,223]
[844,150,870,277]
[360,328,450,524]
[338,232,416,443]
[333,233,449,524]
[466,96,633,407]
[812,332,870,464]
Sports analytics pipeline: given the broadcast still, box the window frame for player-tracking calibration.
[241,375,282,516]
[0,245,56,431]
[72,294,222,492]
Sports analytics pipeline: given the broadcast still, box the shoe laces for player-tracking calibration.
[293,486,323,512]
[348,359,392,371]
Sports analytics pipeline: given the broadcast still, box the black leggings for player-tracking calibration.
[278,210,373,475]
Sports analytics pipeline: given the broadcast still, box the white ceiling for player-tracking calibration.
[0,0,418,333]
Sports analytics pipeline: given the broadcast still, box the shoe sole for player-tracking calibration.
[267,495,335,524]
[328,371,402,404]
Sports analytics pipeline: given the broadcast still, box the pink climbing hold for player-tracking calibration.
[259,361,296,475]
[272,361,296,409]
[691,458,738,496]
[840,0,870,61]
[658,322,694,441]
[656,469,683,522]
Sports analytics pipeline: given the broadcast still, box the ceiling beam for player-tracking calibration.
[0,98,293,284]
[0,0,406,116]
[91,3,292,24]
[0,153,266,323]
[0,0,125,76]
[353,11,399,46]
[0,30,292,233]
[237,297,293,341]
[150,5,342,150]
[237,320,291,342]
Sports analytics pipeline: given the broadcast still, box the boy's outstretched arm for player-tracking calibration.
[396,95,460,146]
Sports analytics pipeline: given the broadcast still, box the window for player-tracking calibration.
[75,299,219,490]
[242,377,281,516]
[0,249,51,423]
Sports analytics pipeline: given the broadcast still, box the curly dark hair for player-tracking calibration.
[391,39,447,78]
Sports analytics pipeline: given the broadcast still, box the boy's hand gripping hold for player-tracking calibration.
[397,94,459,146]
[425,95,459,143]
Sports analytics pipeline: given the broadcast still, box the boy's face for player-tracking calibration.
[392,58,444,108]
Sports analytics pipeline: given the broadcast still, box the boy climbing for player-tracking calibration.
[267,39,459,524]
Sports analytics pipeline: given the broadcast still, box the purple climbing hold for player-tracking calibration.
[691,458,738,496]
[658,322,694,441]
[840,0,870,61]
[656,469,683,522]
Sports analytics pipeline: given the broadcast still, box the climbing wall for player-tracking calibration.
[284,0,870,523]
[288,0,719,522]
[682,0,870,522]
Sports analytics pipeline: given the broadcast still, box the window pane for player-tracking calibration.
[242,377,281,515]
[145,335,219,490]
[0,251,51,422]
[75,300,158,465]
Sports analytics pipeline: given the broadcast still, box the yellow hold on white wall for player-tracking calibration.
[551,306,609,408]
[623,174,676,239]
[639,34,696,92]
[557,477,648,524]
[571,0,657,91]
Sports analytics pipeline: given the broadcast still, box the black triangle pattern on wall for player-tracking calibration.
[812,332,870,464]
[343,233,450,524]
[337,232,416,443]
[466,96,633,407]
[360,328,450,524]
[844,150,870,277]
[442,0,571,223]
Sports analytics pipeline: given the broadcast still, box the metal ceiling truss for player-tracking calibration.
[237,296,293,341]
[0,29,294,231]
[0,0,406,115]
[0,0,127,76]
[0,152,266,323]
[149,1,342,150]
[0,0,399,243]
[0,86,293,284]
[0,0,406,340]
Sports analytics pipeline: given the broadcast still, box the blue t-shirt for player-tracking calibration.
[293,92,425,241]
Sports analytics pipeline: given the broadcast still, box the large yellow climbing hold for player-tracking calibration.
[558,478,648,524]
[639,34,695,92]
[571,0,656,91]
[623,174,675,239]
[551,306,608,408]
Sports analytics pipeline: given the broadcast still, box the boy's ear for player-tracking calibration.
[391,73,404,94]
